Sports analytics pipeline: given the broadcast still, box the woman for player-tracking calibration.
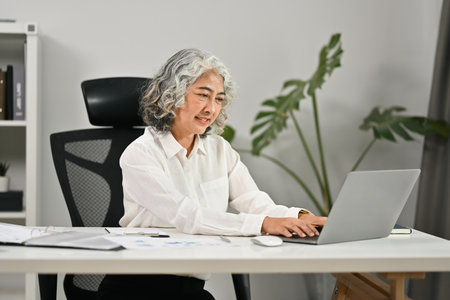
[98,48,327,300]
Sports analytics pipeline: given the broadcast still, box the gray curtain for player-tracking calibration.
[409,0,450,299]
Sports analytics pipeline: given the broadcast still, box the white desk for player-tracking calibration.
[1,228,450,274]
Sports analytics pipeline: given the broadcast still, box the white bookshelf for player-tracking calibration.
[0,22,40,300]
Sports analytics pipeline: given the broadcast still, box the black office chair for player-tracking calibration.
[43,77,251,300]
[42,77,147,300]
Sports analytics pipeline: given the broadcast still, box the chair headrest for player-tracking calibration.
[81,77,150,127]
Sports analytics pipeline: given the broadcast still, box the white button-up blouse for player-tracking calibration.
[119,127,303,236]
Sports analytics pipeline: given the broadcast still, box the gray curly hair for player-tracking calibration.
[140,48,237,136]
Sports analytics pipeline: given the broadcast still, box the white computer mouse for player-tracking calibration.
[251,235,283,247]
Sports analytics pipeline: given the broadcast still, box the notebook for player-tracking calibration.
[0,222,121,250]
[281,169,420,245]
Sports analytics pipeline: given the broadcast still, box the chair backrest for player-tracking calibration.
[50,128,144,227]
[50,77,148,299]
[82,77,145,127]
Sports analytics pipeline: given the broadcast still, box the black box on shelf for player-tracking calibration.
[0,191,23,211]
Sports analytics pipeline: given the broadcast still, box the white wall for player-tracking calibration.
[1,1,443,299]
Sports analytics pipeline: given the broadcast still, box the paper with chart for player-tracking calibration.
[104,235,232,250]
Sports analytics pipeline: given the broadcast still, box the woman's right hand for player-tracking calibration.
[261,216,327,238]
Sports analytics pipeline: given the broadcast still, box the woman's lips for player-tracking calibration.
[195,116,210,124]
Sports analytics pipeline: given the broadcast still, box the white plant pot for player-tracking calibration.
[0,176,9,192]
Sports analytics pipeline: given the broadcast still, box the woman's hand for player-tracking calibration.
[261,215,327,238]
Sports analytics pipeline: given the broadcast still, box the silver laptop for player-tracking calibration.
[281,169,420,245]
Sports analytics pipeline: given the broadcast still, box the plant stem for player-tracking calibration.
[311,92,332,213]
[238,149,326,216]
[351,138,377,171]
[289,110,324,193]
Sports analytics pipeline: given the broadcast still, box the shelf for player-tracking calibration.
[0,120,27,127]
[0,22,37,35]
[0,211,26,219]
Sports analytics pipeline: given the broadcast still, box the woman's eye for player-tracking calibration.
[216,98,224,103]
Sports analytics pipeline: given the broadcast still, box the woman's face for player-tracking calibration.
[171,70,225,139]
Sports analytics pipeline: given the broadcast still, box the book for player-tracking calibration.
[0,69,5,120]
[5,65,13,120]
[0,191,23,211]
[0,222,122,250]
[12,63,25,120]
[391,224,412,234]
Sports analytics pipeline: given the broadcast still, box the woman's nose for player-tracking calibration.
[203,98,216,114]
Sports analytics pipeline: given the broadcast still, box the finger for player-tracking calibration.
[289,225,306,238]
[280,228,294,238]
[305,224,317,237]
[311,224,320,236]
[298,223,317,237]
[289,220,310,237]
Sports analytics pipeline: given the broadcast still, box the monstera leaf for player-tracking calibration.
[250,33,343,155]
[250,94,298,155]
[359,106,450,142]
[307,33,343,95]
[221,125,236,143]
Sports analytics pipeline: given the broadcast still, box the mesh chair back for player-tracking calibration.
[50,128,144,298]
[50,128,143,227]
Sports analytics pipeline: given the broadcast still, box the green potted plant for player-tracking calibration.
[0,161,10,192]
[225,33,450,216]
